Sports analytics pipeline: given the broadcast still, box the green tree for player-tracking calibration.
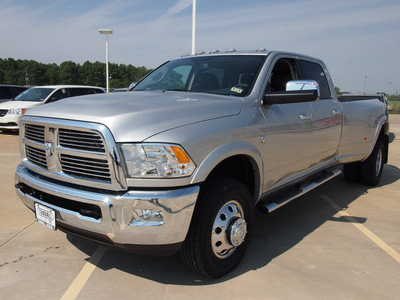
[46,63,60,85]
[59,61,81,84]
[28,61,49,85]
[80,61,105,87]
[0,57,151,87]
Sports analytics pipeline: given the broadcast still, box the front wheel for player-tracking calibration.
[181,178,253,278]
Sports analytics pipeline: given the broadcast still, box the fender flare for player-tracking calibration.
[364,115,389,162]
[190,141,264,194]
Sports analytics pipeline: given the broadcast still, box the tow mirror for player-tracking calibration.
[264,80,320,105]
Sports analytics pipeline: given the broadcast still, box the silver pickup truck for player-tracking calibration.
[15,49,389,278]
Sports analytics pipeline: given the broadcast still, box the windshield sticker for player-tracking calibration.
[231,86,244,94]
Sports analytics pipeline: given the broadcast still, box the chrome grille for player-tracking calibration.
[25,124,45,143]
[60,154,111,182]
[21,119,124,189]
[25,145,47,169]
[59,128,105,153]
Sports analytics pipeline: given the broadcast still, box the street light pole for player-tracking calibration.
[192,0,196,55]
[98,29,113,92]
[364,75,367,94]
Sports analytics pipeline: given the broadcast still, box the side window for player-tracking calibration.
[268,58,298,92]
[0,87,13,99]
[13,87,27,97]
[297,60,331,99]
[93,88,105,94]
[47,89,68,103]
[68,88,88,97]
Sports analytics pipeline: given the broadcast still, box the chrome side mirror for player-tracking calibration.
[263,80,320,105]
[286,80,320,99]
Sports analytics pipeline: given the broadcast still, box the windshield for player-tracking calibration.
[14,88,55,102]
[133,55,265,97]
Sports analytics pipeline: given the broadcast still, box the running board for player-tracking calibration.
[261,169,342,213]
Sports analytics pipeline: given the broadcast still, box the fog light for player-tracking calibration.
[129,209,164,226]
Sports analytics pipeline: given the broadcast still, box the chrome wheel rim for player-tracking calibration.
[211,200,247,259]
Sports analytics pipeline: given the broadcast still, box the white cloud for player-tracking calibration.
[164,0,192,16]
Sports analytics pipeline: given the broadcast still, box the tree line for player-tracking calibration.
[0,58,152,89]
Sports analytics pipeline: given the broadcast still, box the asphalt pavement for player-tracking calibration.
[1,115,399,300]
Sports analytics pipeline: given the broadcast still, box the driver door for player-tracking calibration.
[261,57,315,190]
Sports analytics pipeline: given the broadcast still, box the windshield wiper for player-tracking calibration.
[162,89,189,92]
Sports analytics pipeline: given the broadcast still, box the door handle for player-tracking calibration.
[300,113,312,120]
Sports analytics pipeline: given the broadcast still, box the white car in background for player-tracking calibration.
[0,85,105,131]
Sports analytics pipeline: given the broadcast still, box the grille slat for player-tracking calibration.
[26,145,47,168]
[0,109,8,117]
[25,124,45,143]
[59,129,105,153]
[61,154,111,181]
[62,168,111,180]
[60,156,110,172]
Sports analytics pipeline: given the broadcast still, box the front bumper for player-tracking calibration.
[0,113,20,129]
[15,164,199,250]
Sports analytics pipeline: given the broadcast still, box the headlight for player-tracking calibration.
[120,143,196,178]
[9,108,26,115]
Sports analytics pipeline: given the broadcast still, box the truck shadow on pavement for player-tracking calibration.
[0,130,19,136]
[67,163,400,285]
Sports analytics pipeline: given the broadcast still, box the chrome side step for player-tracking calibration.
[261,169,342,213]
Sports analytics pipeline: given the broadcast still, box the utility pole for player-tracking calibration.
[25,68,29,86]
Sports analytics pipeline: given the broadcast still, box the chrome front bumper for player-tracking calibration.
[15,164,199,247]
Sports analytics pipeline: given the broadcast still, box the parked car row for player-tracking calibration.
[0,85,105,132]
[0,84,29,104]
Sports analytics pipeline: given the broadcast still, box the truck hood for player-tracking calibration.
[25,91,243,142]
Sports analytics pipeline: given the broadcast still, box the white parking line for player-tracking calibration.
[320,194,400,264]
[60,246,107,300]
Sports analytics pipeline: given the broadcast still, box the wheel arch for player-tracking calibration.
[364,118,390,164]
[191,142,263,205]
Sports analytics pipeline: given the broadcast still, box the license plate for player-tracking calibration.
[35,203,56,230]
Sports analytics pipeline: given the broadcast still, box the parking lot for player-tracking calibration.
[1,115,399,300]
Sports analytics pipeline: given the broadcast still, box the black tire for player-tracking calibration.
[360,139,385,186]
[343,162,361,183]
[181,177,253,278]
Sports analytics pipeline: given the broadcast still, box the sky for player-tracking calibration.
[1,0,399,94]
